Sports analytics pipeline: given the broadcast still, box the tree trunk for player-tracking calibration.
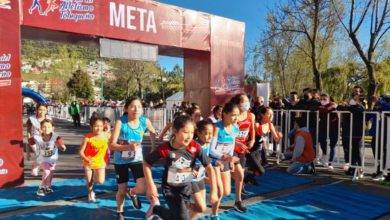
[366,63,378,110]
[311,55,322,90]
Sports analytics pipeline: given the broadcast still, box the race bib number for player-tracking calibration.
[121,151,136,160]
[42,148,55,157]
[237,129,249,139]
[215,142,234,155]
[167,168,193,186]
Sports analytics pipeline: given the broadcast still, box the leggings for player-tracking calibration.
[41,162,55,187]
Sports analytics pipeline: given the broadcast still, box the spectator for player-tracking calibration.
[69,100,81,127]
[286,117,316,175]
[250,96,264,117]
[208,105,222,124]
[318,93,339,170]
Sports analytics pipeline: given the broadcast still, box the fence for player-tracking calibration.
[48,105,389,180]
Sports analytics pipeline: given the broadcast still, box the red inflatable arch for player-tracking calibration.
[0,0,245,188]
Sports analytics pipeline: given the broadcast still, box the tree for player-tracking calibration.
[269,0,339,90]
[67,69,94,100]
[331,0,390,109]
[104,59,160,100]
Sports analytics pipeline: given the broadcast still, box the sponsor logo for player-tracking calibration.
[29,0,95,22]
[0,158,3,167]
[0,0,11,10]
[0,169,8,175]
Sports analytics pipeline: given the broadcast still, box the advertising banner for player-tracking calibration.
[0,0,24,188]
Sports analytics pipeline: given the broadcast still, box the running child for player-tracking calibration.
[143,115,218,220]
[34,119,66,196]
[26,103,51,176]
[109,96,156,220]
[79,117,110,202]
[209,102,240,220]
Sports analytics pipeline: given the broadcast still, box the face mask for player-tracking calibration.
[349,99,357,106]
[320,100,329,106]
[240,102,250,111]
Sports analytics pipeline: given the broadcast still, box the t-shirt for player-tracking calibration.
[209,121,238,159]
[34,133,63,165]
[193,141,211,182]
[145,140,210,187]
[83,132,109,169]
[114,115,147,165]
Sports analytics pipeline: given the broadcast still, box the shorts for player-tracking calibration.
[191,179,205,193]
[114,162,144,184]
[234,152,246,168]
[83,166,106,172]
[213,159,230,172]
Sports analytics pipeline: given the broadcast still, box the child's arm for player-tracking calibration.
[109,119,137,152]
[56,136,66,151]
[79,137,91,164]
[26,119,33,160]
[248,112,256,149]
[158,123,172,141]
[270,123,283,144]
[146,118,157,152]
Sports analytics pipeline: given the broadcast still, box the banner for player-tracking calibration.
[0,0,24,188]
[21,0,211,51]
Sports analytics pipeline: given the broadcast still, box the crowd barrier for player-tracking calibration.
[48,106,389,181]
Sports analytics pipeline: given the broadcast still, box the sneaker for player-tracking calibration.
[210,215,220,220]
[372,173,385,181]
[45,186,54,194]
[117,212,124,220]
[244,174,256,185]
[36,187,46,196]
[126,188,142,209]
[234,200,247,213]
[88,191,96,202]
[327,165,334,171]
[145,199,160,220]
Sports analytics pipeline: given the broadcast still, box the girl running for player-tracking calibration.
[230,94,256,211]
[26,103,51,176]
[209,102,240,220]
[79,117,110,202]
[34,119,66,196]
[109,96,156,220]
[188,120,219,219]
[143,115,218,220]
[246,107,282,184]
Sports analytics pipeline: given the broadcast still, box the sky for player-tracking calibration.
[157,0,277,72]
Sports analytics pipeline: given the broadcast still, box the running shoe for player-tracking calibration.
[117,212,124,220]
[234,200,247,213]
[145,199,160,219]
[45,186,54,193]
[126,188,142,209]
[88,191,96,202]
[36,187,46,196]
[372,173,385,181]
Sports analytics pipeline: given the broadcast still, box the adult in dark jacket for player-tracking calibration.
[318,93,339,170]
[337,95,365,176]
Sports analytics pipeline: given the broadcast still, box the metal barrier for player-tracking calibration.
[48,105,389,180]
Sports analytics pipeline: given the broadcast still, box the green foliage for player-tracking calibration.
[244,74,263,85]
[67,69,94,100]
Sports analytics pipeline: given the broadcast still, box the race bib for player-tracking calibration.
[237,129,249,139]
[167,168,193,186]
[215,142,234,155]
[42,148,55,157]
[121,151,136,160]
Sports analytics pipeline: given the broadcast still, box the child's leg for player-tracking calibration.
[94,168,106,185]
[84,168,93,192]
[47,164,56,186]
[211,167,224,216]
[190,188,206,219]
[41,162,53,187]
